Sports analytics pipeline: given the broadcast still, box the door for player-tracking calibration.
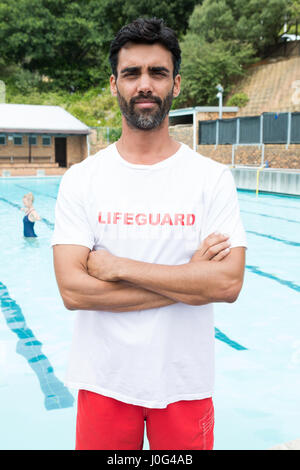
[55,137,67,167]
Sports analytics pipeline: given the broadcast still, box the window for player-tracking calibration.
[29,135,37,145]
[13,135,23,145]
[0,134,6,145]
[42,136,51,146]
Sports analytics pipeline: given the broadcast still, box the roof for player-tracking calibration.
[169,106,239,117]
[0,103,90,135]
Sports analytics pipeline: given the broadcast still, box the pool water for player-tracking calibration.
[0,177,299,450]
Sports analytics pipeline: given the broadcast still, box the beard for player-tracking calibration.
[116,87,174,131]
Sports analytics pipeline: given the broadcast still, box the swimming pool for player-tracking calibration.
[0,177,299,450]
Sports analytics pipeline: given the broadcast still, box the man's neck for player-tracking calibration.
[115,116,180,165]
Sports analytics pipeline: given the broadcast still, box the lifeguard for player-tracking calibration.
[98,211,196,226]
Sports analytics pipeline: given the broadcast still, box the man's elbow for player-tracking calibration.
[63,297,77,311]
[60,289,80,311]
[224,278,244,303]
[187,276,244,306]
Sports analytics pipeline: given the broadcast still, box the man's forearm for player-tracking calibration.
[53,244,176,313]
[61,268,175,312]
[114,249,245,305]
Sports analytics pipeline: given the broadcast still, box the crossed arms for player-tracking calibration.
[53,233,245,312]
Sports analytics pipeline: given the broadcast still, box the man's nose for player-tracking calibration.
[136,73,153,94]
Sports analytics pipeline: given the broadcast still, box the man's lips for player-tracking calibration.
[135,101,156,107]
[133,99,159,109]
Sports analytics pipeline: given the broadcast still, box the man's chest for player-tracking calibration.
[85,168,206,260]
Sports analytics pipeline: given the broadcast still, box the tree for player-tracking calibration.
[175,0,291,108]
[175,34,254,108]
[234,0,291,53]
[121,0,200,38]
[0,0,200,91]
[0,0,119,90]
[188,0,235,42]
[187,0,291,54]
[285,0,300,36]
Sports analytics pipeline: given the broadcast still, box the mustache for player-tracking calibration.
[130,93,162,106]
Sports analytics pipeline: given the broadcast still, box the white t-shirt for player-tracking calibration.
[51,142,247,408]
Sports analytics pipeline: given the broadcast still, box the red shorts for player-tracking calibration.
[75,390,214,450]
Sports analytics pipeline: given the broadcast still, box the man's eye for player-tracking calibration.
[152,71,167,77]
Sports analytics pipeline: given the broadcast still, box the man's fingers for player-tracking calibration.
[211,247,231,261]
[191,232,231,263]
[205,240,231,259]
[200,232,230,259]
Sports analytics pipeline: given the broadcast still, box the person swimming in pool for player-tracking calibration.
[21,192,41,237]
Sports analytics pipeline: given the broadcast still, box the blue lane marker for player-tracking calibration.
[238,195,300,211]
[0,281,74,410]
[0,196,20,210]
[246,265,300,292]
[214,328,247,350]
[246,230,300,247]
[14,183,58,200]
[40,217,54,230]
[241,209,300,224]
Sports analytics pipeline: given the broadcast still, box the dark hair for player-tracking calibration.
[109,18,181,78]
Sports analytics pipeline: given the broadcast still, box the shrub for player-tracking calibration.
[226,92,249,107]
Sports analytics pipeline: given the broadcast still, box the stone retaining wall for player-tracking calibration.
[169,124,300,169]
[197,144,300,169]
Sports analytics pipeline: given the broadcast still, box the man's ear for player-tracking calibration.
[172,74,181,98]
[110,74,118,96]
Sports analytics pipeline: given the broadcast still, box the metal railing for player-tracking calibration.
[89,126,122,145]
[198,112,300,148]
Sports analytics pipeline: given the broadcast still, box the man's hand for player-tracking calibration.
[87,249,120,282]
[191,232,231,263]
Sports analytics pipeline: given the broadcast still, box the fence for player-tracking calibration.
[198,112,300,147]
[90,126,122,145]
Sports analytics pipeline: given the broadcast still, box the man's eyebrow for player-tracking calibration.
[120,66,141,74]
[149,66,170,74]
[119,66,171,75]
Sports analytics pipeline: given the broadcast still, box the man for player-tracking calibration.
[52,18,247,450]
